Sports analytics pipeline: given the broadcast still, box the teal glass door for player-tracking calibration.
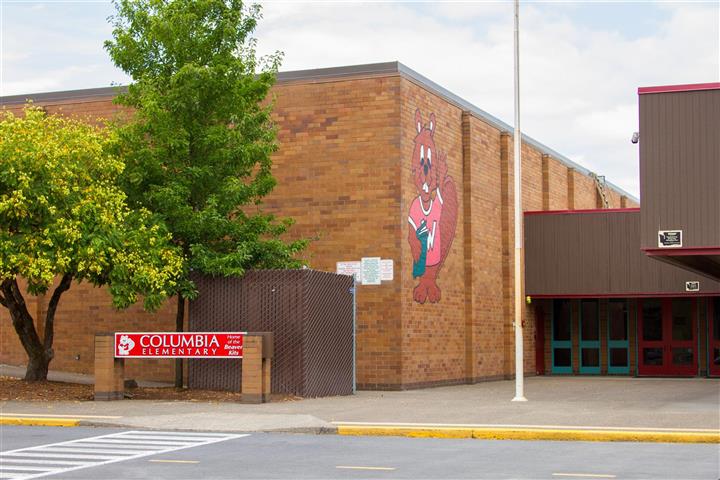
[552,299,572,374]
[579,300,600,374]
[607,299,629,374]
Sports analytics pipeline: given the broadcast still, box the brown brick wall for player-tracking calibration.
[400,79,466,387]
[626,197,641,208]
[607,188,621,209]
[573,170,600,209]
[467,115,505,380]
[264,76,403,389]
[547,158,570,210]
[0,71,631,387]
[0,279,178,382]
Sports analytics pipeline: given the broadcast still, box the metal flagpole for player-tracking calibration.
[512,0,527,402]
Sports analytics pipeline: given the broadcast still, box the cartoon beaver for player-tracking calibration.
[407,109,458,304]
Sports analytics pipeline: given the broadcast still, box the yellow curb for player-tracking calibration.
[335,425,720,444]
[0,416,80,427]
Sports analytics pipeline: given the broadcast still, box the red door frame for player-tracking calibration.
[638,298,697,376]
[637,298,666,376]
[535,306,545,375]
[710,298,720,377]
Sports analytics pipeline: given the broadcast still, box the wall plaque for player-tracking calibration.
[658,230,682,248]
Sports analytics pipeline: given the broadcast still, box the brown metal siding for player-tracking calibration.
[640,89,720,249]
[525,211,720,296]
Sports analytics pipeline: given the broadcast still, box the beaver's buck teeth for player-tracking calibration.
[422,182,429,193]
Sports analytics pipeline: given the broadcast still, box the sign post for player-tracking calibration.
[96,331,271,403]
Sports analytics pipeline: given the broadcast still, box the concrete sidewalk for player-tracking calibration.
[0,370,720,431]
[1,369,718,440]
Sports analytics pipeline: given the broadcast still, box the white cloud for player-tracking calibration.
[2,64,121,97]
[254,1,719,198]
[2,1,717,198]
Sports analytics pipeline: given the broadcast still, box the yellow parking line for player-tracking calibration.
[335,425,720,443]
[0,417,79,427]
[333,422,718,433]
[1,413,122,419]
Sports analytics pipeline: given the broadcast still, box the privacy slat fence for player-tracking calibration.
[188,270,354,397]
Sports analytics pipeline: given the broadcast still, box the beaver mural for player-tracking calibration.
[407,109,458,304]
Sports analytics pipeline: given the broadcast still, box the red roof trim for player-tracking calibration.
[528,292,720,299]
[643,247,720,256]
[638,83,720,95]
[524,208,640,216]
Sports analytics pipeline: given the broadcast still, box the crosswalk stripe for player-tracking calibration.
[0,466,54,472]
[0,459,86,466]
[3,452,118,460]
[116,430,231,437]
[61,438,193,446]
[0,430,248,479]
[33,448,147,455]
[65,442,169,450]
[112,435,224,442]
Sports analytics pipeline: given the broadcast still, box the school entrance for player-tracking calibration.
[538,297,718,377]
[638,298,697,376]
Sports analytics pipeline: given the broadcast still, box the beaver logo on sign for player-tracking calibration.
[407,109,458,304]
[117,335,134,356]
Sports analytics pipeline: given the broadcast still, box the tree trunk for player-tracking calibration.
[175,293,185,388]
[0,275,72,382]
[25,351,52,381]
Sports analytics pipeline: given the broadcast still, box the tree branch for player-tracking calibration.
[2,278,42,355]
[43,274,73,351]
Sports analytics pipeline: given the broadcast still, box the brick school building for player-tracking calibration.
[1,62,642,389]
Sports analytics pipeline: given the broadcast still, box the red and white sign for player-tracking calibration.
[114,332,245,358]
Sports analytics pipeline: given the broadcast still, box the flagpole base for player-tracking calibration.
[511,396,528,402]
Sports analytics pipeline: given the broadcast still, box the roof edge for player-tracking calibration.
[638,82,720,95]
[525,208,641,216]
[0,85,128,105]
[396,62,638,203]
[0,60,638,203]
[0,62,403,105]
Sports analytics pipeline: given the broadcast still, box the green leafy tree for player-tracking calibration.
[105,0,307,386]
[0,107,184,380]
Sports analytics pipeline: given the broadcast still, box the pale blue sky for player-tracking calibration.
[2,1,719,198]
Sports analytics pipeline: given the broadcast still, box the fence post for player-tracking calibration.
[94,333,124,401]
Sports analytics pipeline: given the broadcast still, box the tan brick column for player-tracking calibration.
[461,111,476,382]
[94,333,124,401]
[260,333,273,403]
[241,333,273,404]
[541,154,550,211]
[241,335,263,404]
[567,167,576,210]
